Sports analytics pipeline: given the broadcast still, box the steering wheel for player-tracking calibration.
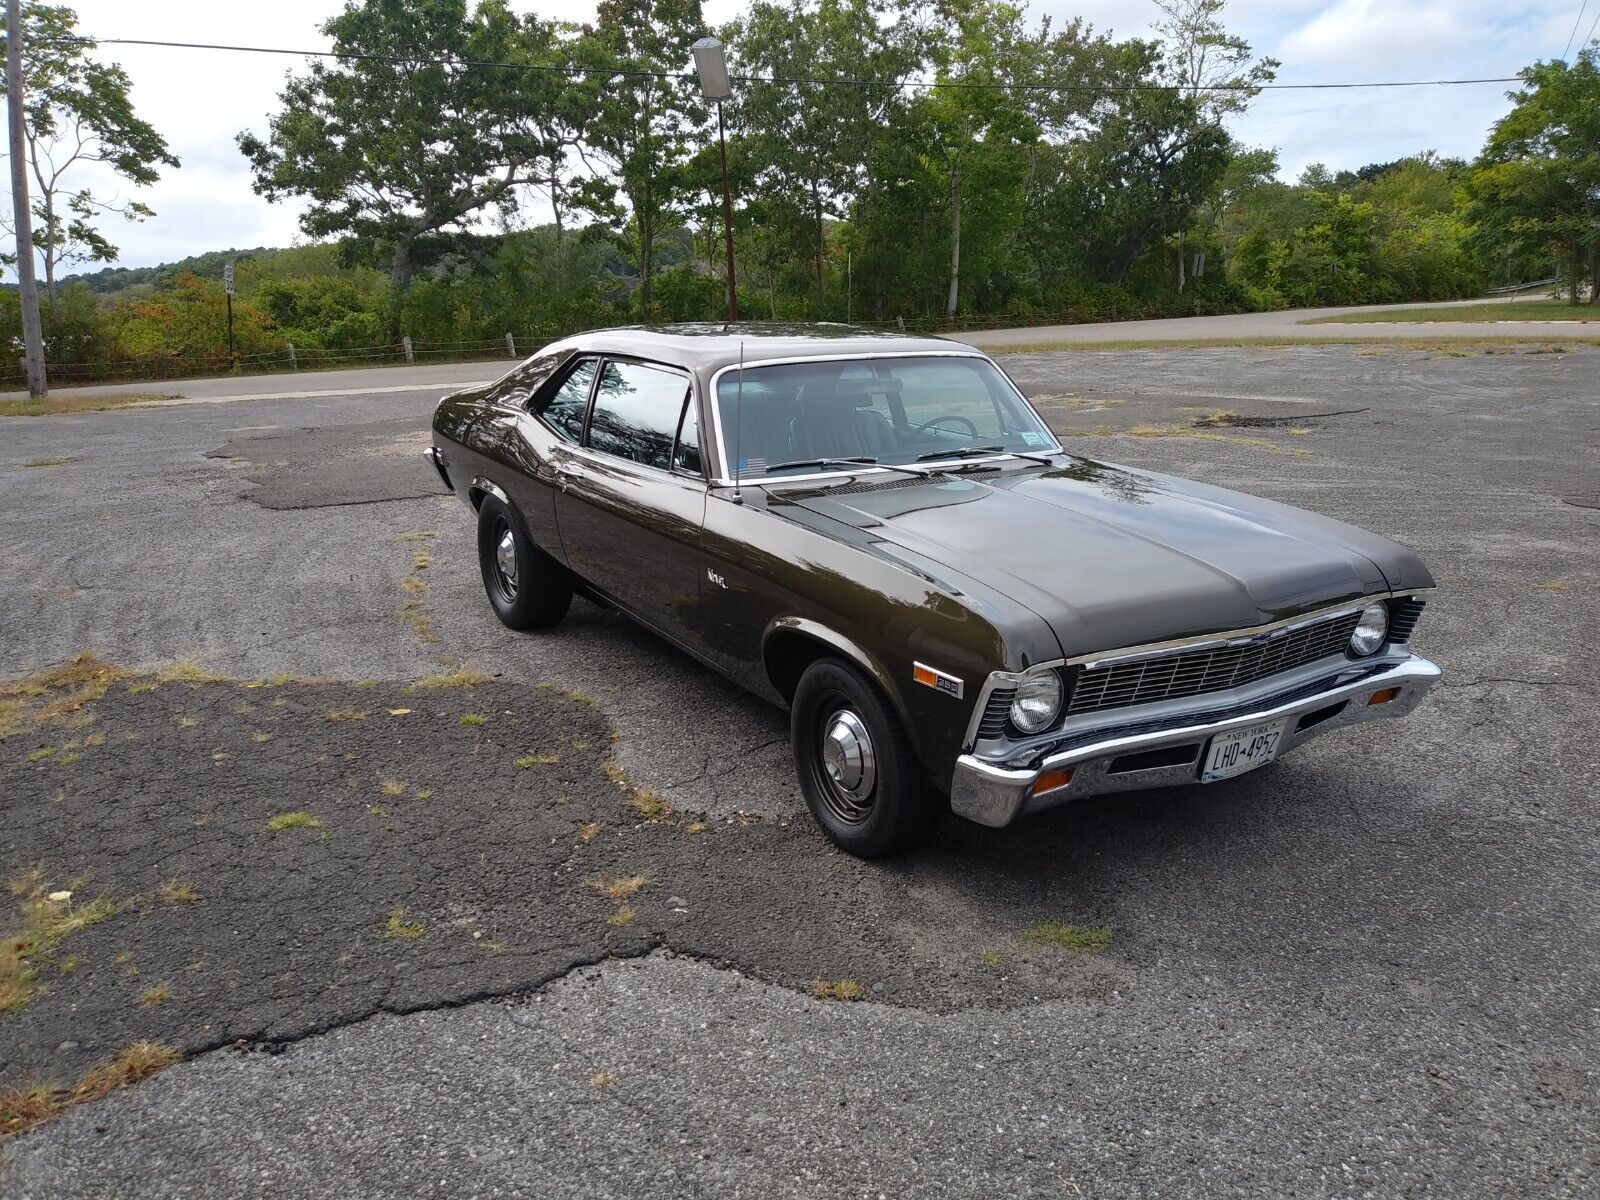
[912,415,979,437]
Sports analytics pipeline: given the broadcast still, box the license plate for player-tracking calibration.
[1201,719,1289,783]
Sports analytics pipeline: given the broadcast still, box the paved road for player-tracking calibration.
[1,343,1596,1197]
[2,293,1590,405]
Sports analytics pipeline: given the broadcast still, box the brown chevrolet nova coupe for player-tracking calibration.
[429,326,1440,857]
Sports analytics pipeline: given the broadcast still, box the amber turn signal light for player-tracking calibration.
[1030,767,1075,796]
[1367,687,1401,706]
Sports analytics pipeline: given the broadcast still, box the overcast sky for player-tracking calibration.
[6,0,1594,272]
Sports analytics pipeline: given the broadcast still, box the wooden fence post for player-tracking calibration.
[505,332,516,358]
[286,343,297,371]
[401,336,414,363]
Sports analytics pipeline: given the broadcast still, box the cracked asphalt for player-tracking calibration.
[1,343,1596,1197]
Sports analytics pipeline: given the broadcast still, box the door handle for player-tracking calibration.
[555,461,585,488]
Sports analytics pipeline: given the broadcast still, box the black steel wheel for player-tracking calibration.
[476,496,571,631]
[791,657,930,858]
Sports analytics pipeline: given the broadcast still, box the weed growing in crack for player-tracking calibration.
[266,812,322,832]
[458,713,487,728]
[154,881,199,906]
[1024,922,1113,953]
[515,753,559,769]
[0,1042,180,1139]
[605,905,635,928]
[586,874,651,901]
[137,982,172,1007]
[809,978,866,1002]
[383,908,425,940]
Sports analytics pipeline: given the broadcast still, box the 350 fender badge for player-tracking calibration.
[912,662,964,699]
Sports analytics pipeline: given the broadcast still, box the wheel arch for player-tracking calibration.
[467,475,510,512]
[761,618,916,741]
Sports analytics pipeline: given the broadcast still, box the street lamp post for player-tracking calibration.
[692,36,738,323]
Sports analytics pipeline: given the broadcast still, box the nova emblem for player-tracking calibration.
[912,662,964,699]
[706,567,729,590]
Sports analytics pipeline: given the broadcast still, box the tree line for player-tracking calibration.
[3,0,1598,383]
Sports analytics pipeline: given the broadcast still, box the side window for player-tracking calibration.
[535,358,596,443]
[491,351,566,409]
[587,360,689,471]
[674,394,702,474]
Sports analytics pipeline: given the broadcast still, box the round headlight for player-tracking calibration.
[1009,670,1063,734]
[1349,602,1389,657]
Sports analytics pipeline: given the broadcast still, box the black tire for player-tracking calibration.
[791,657,931,858]
[476,496,571,630]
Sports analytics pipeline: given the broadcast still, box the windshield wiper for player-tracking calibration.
[763,456,881,474]
[914,444,1005,463]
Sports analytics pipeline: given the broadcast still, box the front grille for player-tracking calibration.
[1387,596,1426,643]
[1066,610,1363,717]
[976,687,1015,739]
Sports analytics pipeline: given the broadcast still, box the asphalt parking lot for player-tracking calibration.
[1,343,1596,1197]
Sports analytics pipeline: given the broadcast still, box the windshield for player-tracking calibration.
[713,355,1057,478]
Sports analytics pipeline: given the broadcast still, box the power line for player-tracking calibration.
[33,34,1524,94]
[1587,5,1600,51]
[1564,1,1590,59]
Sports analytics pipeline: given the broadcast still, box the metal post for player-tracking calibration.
[286,342,297,371]
[224,262,236,366]
[402,335,414,363]
[505,332,516,358]
[846,250,852,325]
[716,99,737,323]
[6,0,47,398]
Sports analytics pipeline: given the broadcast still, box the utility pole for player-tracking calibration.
[5,0,47,397]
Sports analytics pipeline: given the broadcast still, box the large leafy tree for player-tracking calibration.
[575,0,705,319]
[1468,49,1600,304]
[238,0,575,332]
[0,3,178,302]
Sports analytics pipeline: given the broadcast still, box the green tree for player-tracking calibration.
[0,3,178,302]
[238,0,575,333]
[576,0,706,318]
[1468,49,1600,304]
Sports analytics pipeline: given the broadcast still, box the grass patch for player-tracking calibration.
[153,880,200,905]
[628,788,674,820]
[152,659,227,685]
[809,978,866,1002]
[576,821,604,842]
[0,651,129,736]
[382,908,426,940]
[2,881,120,1013]
[265,811,321,832]
[590,1071,616,1088]
[137,981,172,1007]
[21,457,79,468]
[989,334,1600,354]
[406,668,492,691]
[978,948,1004,968]
[0,391,182,418]
[1024,921,1113,953]
[515,752,559,768]
[605,905,635,929]
[457,712,487,727]
[0,1042,180,1139]
[586,874,651,900]
[378,778,406,797]
[1310,300,1596,324]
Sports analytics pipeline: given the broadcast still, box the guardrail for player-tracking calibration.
[1484,277,1558,295]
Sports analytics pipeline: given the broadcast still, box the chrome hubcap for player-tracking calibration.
[819,709,876,820]
[494,528,518,598]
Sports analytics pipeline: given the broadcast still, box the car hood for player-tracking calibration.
[773,458,1431,658]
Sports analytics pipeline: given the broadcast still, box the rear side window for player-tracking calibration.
[587,360,689,471]
[674,395,702,474]
[536,358,595,443]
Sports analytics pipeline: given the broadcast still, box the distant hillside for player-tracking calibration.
[61,247,284,299]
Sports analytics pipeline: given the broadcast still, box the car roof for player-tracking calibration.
[544,323,976,373]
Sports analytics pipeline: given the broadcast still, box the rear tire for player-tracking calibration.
[791,658,931,858]
[477,496,571,630]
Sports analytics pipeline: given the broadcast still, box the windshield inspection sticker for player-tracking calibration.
[1020,431,1049,446]
[912,662,964,699]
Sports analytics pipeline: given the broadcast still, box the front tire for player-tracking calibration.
[791,658,931,858]
[476,496,571,630]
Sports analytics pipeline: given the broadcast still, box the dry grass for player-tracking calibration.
[809,978,866,1002]
[406,668,492,691]
[0,391,182,418]
[515,752,560,768]
[399,605,438,643]
[152,659,227,685]
[154,880,200,906]
[394,531,436,543]
[378,778,406,797]
[576,821,604,842]
[137,981,172,1007]
[0,1042,180,1139]
[2,880,120,1013]
[589,1071,616,1088]
[383,908,426,940]
[605,905,636,929]
[0,652,129,738]
[400,575,427,595]
[586,874,651,901]
[1023,921,1113,953]
[628,788,674,820]
[265,811,321,832]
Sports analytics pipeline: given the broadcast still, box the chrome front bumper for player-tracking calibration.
[949,652,1441,828]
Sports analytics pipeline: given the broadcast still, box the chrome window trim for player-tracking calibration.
[959,588,1436,751]
[705,350,1065,488]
